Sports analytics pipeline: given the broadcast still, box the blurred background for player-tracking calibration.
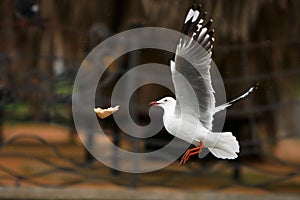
[0,0,300,199]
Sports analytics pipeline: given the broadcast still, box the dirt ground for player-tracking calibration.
[1,122,300,195]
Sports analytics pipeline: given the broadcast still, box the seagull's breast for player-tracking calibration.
[163,113,208,145]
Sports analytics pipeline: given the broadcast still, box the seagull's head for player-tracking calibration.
[149,97,176,111]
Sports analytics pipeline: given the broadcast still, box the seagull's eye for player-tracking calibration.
[164,99,168,102]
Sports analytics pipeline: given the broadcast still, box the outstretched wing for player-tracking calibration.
[171,4,215,130]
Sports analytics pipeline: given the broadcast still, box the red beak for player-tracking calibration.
[149,101,159,106]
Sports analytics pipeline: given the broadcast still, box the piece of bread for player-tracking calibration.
[94,105,119,119]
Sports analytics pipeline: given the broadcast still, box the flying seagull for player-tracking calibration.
[149,4,255,165]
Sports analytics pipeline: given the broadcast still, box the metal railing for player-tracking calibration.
[0,23,300,191]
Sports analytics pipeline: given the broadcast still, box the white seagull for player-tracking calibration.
[149,4,255,165]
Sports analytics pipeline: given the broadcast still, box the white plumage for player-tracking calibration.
[149,4,254,164]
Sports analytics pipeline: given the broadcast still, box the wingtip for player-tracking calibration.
[181,4,215,51]
[184,10,193,24]
[204,19,213,30]
[184,3,203,24]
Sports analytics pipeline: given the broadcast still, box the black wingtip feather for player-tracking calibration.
[204,19,213,29]
[180,4,214,51]
[201,12,207,19]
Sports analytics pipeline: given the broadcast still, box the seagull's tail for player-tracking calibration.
[214,84,258,114]
[206,132,239,159]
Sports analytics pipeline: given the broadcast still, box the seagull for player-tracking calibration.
[149,4,255,165]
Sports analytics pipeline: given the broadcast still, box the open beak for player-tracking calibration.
[149,101,159,106]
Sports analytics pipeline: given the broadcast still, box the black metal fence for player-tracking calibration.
[0,23,300,192]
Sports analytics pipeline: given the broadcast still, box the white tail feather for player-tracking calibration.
[207,132,239,159]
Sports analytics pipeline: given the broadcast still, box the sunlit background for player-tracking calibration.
[0,0,300,199]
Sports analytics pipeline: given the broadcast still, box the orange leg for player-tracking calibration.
[180,141,204,165]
